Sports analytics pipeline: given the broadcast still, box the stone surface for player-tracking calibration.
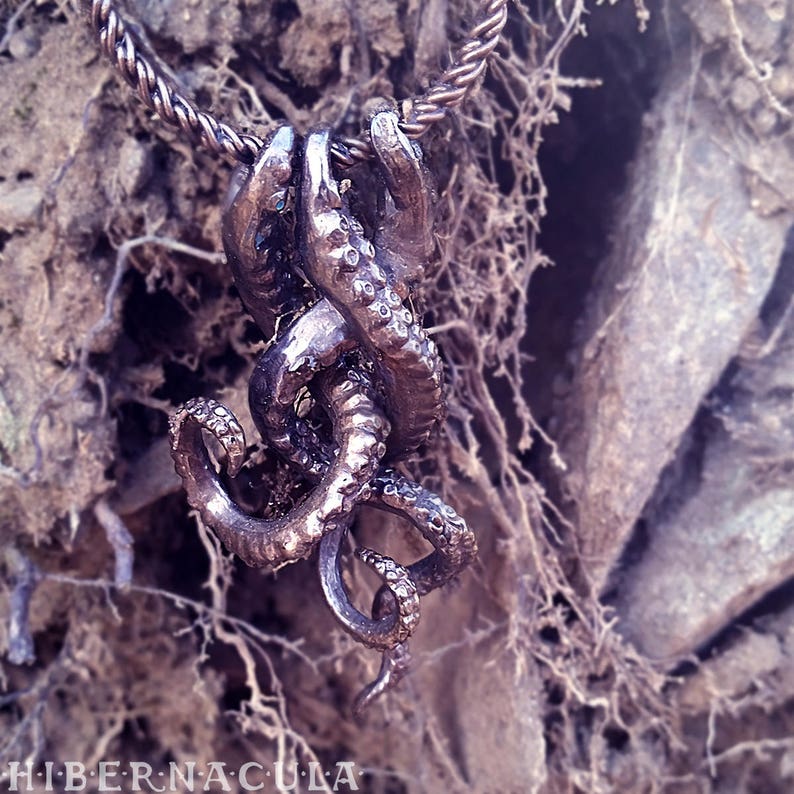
[678,630,784,713]
[118,138,153,198]
[614,258,794,659]
[8,29,41,60]
[0,184,42,230]
[453,635,546,792]
[557,61,793,592]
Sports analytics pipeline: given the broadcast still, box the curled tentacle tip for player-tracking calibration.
[352,644,413,718]
[171,398,247,478]
[352,686,378,719]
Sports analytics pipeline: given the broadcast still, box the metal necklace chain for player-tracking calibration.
[85,0,508,165]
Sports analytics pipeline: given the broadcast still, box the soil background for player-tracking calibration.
[1,1,794,792]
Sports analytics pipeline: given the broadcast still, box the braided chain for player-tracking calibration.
[85,0,508,165]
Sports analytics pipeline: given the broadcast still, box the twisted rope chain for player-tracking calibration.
[85,0,508,165]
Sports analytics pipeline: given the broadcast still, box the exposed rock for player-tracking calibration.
[557,62,792,592]
[613,249,794,659]
[0,184,42,230]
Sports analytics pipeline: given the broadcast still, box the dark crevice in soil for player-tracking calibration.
[694,576,794,664]
[116,401,169,458]
[758,224,794,334]
[525,3,671,427]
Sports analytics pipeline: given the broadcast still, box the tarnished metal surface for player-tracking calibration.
[169,113,477,710]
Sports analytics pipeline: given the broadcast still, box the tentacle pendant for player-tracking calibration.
[169,112,477,713]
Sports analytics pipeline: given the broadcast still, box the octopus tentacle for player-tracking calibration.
[252,327,475,619]
[318,524,420,651]
[309,370,476,708]
[369,111,435,293]
[171,111,475,714]
[243,121,475,706]
[248,299,351,480]
[168,369,388,567]
[300,125,444,458]
[369,470,478,598]
[255,358,428,653]
[222,125,313,340]
[253,338,472,673]
[319,466,477,708]
[249,112,444,476]
[352,642,413,717]
[310,457,477,636]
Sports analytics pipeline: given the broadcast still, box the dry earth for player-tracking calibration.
[1,1,793,792]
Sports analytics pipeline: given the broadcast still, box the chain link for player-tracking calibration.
[85,0,508,165]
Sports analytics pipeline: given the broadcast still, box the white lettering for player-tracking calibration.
[7,762,33,792]
[203,762,230,791]
[98,761,121,791]
[169,761,196,791]
[273,762,298,791]
[64,761,86,791]
[44,761,55,790]
[238,762,264,791]
[307,762,326,791]
[333,762,359,791]
[130,762,165,792]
